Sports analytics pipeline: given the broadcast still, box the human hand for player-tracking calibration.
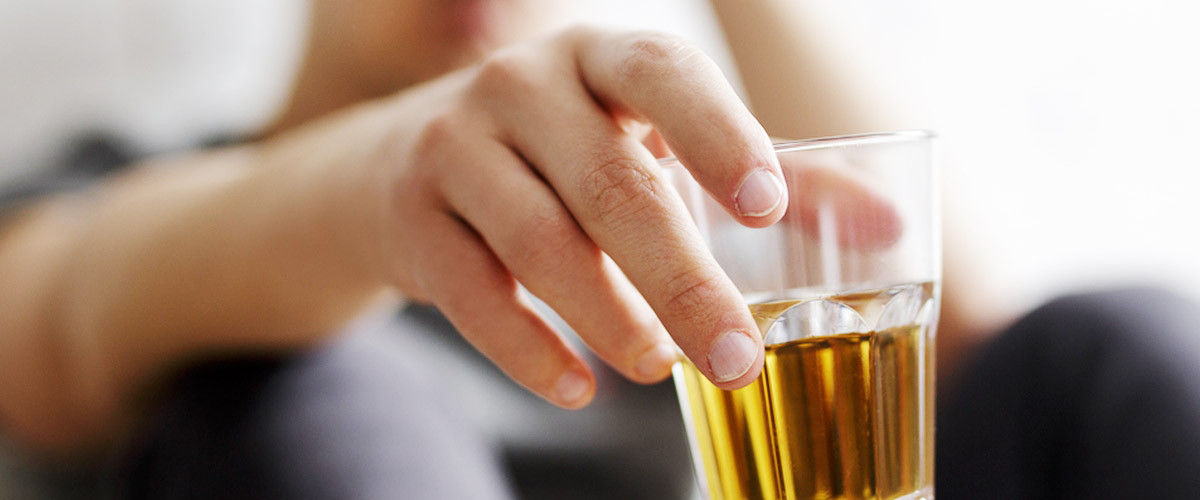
[367,27,787,408]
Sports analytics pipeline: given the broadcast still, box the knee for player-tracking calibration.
[1028,287,1200,360]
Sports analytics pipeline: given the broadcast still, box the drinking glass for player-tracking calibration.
[665,131,939,500]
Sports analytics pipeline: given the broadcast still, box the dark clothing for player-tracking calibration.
[106,314,517,500]
[938,288,1200,498]
[100,307,695,500]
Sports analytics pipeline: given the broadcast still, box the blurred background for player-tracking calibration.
[2,0,1199,498]
[3,0,1198,312]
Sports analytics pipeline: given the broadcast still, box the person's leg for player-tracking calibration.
[937,287,1200,498]
[104,313,516,500]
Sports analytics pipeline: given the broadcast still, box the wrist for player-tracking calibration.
[254,108,394,300]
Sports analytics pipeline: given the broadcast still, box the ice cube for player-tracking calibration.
[765,299,870,345]
[915,298,938,338]
[877,284,930,331]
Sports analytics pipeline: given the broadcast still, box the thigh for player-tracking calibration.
[937,288,1200,499]
[105,313,515,500]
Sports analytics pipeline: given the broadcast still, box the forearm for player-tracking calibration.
[709,0,920,138]
[0,102,393,452]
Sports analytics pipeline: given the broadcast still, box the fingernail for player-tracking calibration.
[635,343,679,380]
[708,331,759,382]
[556,369,590,405]
[735,169,784,217]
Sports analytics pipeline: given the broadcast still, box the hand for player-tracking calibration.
[369,27,787,408]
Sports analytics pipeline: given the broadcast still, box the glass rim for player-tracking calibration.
[657,129,935,167]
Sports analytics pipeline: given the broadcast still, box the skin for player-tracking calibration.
[0,0,779,454]
[0,0,1008,455]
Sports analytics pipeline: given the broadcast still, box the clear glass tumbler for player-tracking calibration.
[665,131,940,500]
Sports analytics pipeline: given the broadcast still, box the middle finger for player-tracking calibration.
[438,136,679,383]
[485,69,765,390]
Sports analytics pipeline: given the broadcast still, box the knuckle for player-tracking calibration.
[559,24,601,44]
[579,154,663,226]
[413,112,460,156]
[616,32,702,84]
[406,112,463,186]
[473,51,542,98]
[662,266,725,315]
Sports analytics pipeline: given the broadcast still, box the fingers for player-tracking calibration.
[487,67,764,390]
[574,29,787,228]
[781,155,903,251]
[437,139,677,383]
[400,28,789,394]
[411,208,596,408]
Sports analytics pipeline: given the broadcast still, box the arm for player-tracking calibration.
[2,27,791,455]
[708,0,918,139]
[0,101,396,453]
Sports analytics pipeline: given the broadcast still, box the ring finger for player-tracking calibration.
[439,138,678,384]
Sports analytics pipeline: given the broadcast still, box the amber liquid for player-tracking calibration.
[676,286,935,500]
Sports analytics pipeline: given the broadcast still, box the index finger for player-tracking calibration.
[571,30,783,388]
[577,29,788,227]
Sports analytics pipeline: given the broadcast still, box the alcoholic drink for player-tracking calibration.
[675,283,936,500]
